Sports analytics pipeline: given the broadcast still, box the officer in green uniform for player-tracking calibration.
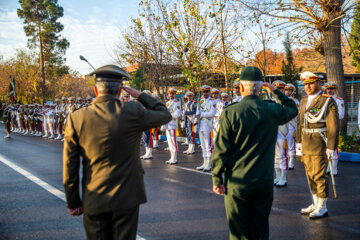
[211,66,298,240]
[63,65,172,240]
[296,72,339,219]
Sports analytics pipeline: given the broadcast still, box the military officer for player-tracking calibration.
[296,71,339,219]
[163,88,181,164]
[42,103,50,138]
[63,65,171,240]
[183,91,197,154]
[141,90,154,160]
[324,82,344,176]
[121,92,131,102]
[196,85,216,172]
[86,96,93,105]
[233,80,242,103]
[284,83,300,170]
[211,66,298,240]
[272,80,289,187]
[213,92,229,143]
[211,88,221,142]
[2,103,11,138]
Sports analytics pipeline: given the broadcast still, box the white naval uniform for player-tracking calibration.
[42,107,49,136]
[286,97,299,168]
[197,97,216,158]
[233,94,242,103]
[212,98,221,143]
[213,100,228,143]
[164,99,181,153]
[46,109,56,137]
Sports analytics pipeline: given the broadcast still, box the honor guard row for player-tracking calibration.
[2,96,93,139]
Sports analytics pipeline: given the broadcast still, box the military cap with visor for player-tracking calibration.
[168,88,177,94]
[300,71,320,83]
[239,66,263,82]
[200,85,211,92]
[185,91,194,96]
[211,88,220,94]
[272,80,286,89]
[323,82,337,89]
[90,64,130,82]
[285,83,296,91]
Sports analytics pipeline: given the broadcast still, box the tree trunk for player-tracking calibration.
[323,17,346,132]
[35,0,45,104]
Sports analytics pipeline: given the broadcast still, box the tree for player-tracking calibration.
[17,0,69,102]
[349,3,360,72]
[281,33,302,92]
[131,66,147,91]
[237,0,359,131]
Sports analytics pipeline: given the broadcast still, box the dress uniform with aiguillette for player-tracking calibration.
[164,88,181,164]
[63,65,172,240]
[183,91,197,155]
[211,66,298,240]
[297,72,339,219]
[196,85,216,172]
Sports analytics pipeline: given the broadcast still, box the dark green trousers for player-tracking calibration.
[83,205,139,240]
[224,187,273,240]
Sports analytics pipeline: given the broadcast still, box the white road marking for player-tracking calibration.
[0,153,147,240]
[170,165,212,176]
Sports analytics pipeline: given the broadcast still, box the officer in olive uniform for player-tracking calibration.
[2,103,11,138]
[63,65,172,240]
[211,66,298,240]
[296,72,339,219]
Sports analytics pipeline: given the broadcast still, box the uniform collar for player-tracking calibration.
[93,95,118,104]
[242,95,259,100]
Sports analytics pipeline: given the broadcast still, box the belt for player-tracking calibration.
[302,127,327,134]
[200,117,213,120]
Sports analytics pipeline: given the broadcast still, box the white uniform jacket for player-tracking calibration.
[164,99,181,130]
[332,94,345,120]
[196,97,216,132]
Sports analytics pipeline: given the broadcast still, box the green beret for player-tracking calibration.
[90,65,130,82]
[239,66,263,82]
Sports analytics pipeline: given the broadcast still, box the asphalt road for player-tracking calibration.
[0,125,360,240]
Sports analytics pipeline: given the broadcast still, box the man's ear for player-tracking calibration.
[240,83,244,93]
[94,86,99,97]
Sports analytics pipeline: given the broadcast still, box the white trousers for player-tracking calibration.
[165,129,178,152]
[200,131,213,158]
[286,126,296,159]
[275,131,288,170]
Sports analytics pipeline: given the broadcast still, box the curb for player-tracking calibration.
[339,152,360,163]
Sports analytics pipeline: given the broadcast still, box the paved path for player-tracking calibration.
[0,126,359,240]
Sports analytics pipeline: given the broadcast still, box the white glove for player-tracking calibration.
[326,149,334,159]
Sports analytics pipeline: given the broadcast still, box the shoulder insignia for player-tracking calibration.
[166,103,170,107]
[213,104,216,108]
[336,96,343,100]
[200,100,204,104]
[174,100,178,102]
[177,106,180,109]
[330,105,337,112]
[321,94,331,98]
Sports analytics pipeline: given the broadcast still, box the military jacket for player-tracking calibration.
[211,89,298,193]
[184,100,197,124]
[164,99,181,130]
[196,97,216,132]
[63,93,171,214]
[296,93,339,155]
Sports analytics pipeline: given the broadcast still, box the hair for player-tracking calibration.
[95,81,122,95]
[240,80,262,95]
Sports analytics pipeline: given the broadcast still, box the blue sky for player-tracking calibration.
[0,0,141,75]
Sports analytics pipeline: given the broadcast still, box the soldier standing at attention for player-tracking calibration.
[2,103,11,138]
[183,91,197,155]
[272,80,290,187]
[213,92,229,143]
[211,66,297,240]
[141,90,154,160]
[296,72,339,219]
[323,82,344,176]
[164,88,181,164]
[196,85,216,172]
[284,83,300,170]
[63,65,171,240]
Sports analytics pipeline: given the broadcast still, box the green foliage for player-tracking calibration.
[281,33,302,96]
[131,66,146,91]
[17,0,69,74]
[349,3,360,73]
[339,131,360,153]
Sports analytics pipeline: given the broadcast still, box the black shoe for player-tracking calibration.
[288,167,294,170]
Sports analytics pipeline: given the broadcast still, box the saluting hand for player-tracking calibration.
[262,82,276,92]
[122,86,142,99]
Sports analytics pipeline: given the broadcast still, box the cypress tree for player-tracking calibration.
[350,3,360,73]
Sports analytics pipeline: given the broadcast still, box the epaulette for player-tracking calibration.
[174,100,178,102]
[321,94,331,98]
[336,96,343,100]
